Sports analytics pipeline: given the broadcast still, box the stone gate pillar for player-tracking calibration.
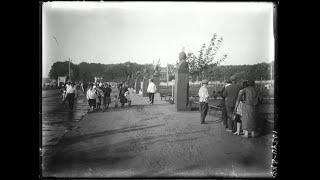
[135,75,142,94]
[142,69,150,97]
[174,59,189,111]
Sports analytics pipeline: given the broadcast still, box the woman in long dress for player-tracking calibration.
[234,80,248,135]
[235,80,259,138]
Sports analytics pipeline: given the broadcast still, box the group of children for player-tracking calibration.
[86,82,132,112]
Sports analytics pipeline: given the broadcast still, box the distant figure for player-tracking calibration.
[124,91,131,106]
[223,76,242,132]
[128,86,134,103]
[96,86,103,111]
[237,80,259,138]
[198,79,209,124]
[119,83,128,108]
[113,95,119,108]
[86,84,97,112]
[102,84,112,111]
[61,84,67,103]
[66,82,78,110]
[83,83,88,93]
[117,83,121,92]
[63,81,72,104]
[147,79,157,105]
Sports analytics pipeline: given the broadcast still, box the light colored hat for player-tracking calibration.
[202,79,209,84]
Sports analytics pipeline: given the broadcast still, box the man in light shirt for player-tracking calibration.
[86,83,97,112]
[198,79,209,124]
[147,79,157,105]
[66,82,78,110]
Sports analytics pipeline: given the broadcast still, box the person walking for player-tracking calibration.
[86,84,97,112]
[96,85,104,111]
[66,82,78,110]
[102,84,112,111]
[236,79,260,138]
[198,79,209,124]
[147,79,157,105]
[61,84,67,103]
[118,83,128,108]
[113,95,119,108]
[63,81,72,104]
[223,75,242,132]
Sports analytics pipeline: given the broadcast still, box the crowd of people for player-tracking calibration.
[60,80,139,112]
[60,75,261,139]
[198,75,262,138]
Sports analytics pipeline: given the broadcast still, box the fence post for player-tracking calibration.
[172,84,174,103]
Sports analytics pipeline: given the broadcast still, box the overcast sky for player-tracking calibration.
[42,1,275,78]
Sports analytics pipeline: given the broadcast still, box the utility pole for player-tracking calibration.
[167,63,169,86]
[271,62,273,87]
[68,58,72,82]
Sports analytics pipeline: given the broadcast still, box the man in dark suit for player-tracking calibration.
[223,76,242,132]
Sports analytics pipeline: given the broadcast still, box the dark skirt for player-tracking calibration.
[120,95,127,104]
[88,99,96,107]
[242,104,257,131]
[103,97,111,104]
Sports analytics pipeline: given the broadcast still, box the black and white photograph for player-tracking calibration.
[41,1,277,178]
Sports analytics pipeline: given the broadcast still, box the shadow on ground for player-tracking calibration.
[58,124,166,146]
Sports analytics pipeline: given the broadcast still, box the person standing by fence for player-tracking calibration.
[147,79,157,105]
[221,80,232,129]
[198,79,209,124]
[223,76,242,132]
[233,80,248,135]
[236,79,260,138]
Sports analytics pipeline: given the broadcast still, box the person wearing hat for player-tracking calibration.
[222,75,242,132]
[220,80,232,129]
[198,79,210,124]
[235,79,259,138]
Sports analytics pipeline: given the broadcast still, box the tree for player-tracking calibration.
[186,33,228,81]
[48,61,70,80]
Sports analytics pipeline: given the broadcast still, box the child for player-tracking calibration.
[124,91,131,106]
[61,85,67,104]
[113,95,119,108]
[95,88,101,111]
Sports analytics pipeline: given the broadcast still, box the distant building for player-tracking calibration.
[94,77,103,83]
[159,67,176,82]
[159,67,167,81]
[58,76,67,86]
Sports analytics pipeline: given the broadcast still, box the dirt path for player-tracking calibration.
[42,92,272,178]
